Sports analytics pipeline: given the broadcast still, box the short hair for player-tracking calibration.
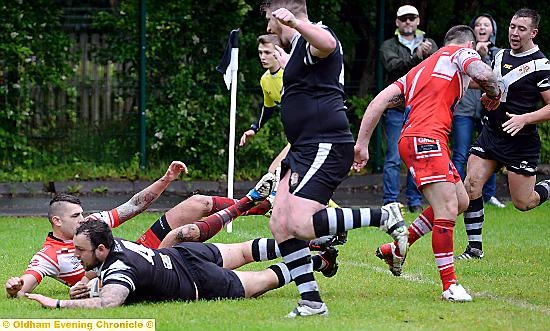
[48,193,81,222]
[444,25,476,46]
[513,8,540,29]
[261,0,307,17]
[257,34,281,47]
[75,220,115,250]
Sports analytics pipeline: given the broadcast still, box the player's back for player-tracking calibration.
[398,45,480,142]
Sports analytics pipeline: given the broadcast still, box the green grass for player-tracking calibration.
[1,204,549,330]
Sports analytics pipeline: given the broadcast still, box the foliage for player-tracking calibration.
[0,0,75,172]
[1,1,550,181]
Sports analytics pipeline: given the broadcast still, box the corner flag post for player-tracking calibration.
[216,29,240,233]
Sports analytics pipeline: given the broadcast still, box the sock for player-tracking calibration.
[242,199,271,216]
[268,263,292,288]
[534,179,550,206]
[463,197,484,250]
[210,196,238,213]
[432,219,457,291]
[278,238,321,303]
[136,214,172,249]
[251,238,281,261]
[408,206,434,246]
[312,207,382,237]
[194,196,255,242]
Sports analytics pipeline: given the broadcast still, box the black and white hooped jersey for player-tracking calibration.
[98,238,196,303]
[487,46,550,136]
[281,24,354,146]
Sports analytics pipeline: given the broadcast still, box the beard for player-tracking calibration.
[83,254,102,271]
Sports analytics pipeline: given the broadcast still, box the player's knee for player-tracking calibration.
[189,194,213,213]
[511,199,533,212]
[175,224,201,242]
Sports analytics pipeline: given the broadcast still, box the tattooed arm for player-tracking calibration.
[116,161,188,224]
[466,60,499,97]
[353,84,404,171]
[26,284,129,309]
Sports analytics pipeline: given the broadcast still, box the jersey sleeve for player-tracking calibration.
[535,58,550,92]
[101,260,137,292]
[23,246,60,284]
[86,209,121,228]
[454,48,481,73]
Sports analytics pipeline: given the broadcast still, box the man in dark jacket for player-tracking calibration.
[379,5,438,213]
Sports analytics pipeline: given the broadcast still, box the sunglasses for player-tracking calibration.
[398,15,418,22]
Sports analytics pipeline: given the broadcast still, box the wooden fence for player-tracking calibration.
[31,32,136,128]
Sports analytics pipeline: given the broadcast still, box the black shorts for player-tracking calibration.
[281,143,354,204]
[173,242,245,300]
[470,126,540,176]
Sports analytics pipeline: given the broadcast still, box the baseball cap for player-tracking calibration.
[397,5,419,17]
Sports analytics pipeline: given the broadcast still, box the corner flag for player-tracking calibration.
[216,29,240,233]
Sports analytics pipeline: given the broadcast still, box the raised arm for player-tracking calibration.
[466,60,501,110]
[115,161,188,223]
[272,8,336,58]
[353,84,404,171]
[26,283,129,309]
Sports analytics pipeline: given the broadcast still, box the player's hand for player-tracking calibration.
[502,112,527,136]
[69,281,90,300]
[5,277,23,297]
[274,45,290,69]
[476,42,490,57]
[352,144,369,172]
[239,130,256,146]
[25,293,57,308]
[272,8,300,29]
[163,161,188,181]
[480,90,501,111]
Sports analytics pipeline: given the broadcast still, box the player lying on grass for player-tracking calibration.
[27,220,330,308]
[4,161,271,298]
[6,164,341,299]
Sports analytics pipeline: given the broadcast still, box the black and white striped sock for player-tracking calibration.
[534,179,550,206]
[463,197,484,250]
[268,262,292,288]
[251,238,281,261]
[278,238,321,303]
[312,207,382,237]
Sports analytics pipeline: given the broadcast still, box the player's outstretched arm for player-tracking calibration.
[5,275,39,298]
[26,283,129,309]
[354,84,403,171]
[116,161,188,224]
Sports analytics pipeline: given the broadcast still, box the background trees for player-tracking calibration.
[1,0,548,181]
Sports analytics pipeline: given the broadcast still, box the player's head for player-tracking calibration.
[262,0,307,47]
[48,194,85,239]
[509,8,539,53]
[257,34,281,72]
[395,5,420,37]
[74,220,114,271]
[444,25,476,48]
[470,14,497,44]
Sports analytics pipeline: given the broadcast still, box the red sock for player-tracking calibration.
[195,196,255,241]
[210,196,238,213]
[408,206,434,246]
[432,218,457,290]
[242,199,271,216]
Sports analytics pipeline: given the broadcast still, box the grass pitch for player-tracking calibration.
[0,203,549,330]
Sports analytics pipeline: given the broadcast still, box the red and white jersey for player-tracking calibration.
[23,209,121,286]
[24,233,84,286]
[395,45,481,142]
[85,208,121,228]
